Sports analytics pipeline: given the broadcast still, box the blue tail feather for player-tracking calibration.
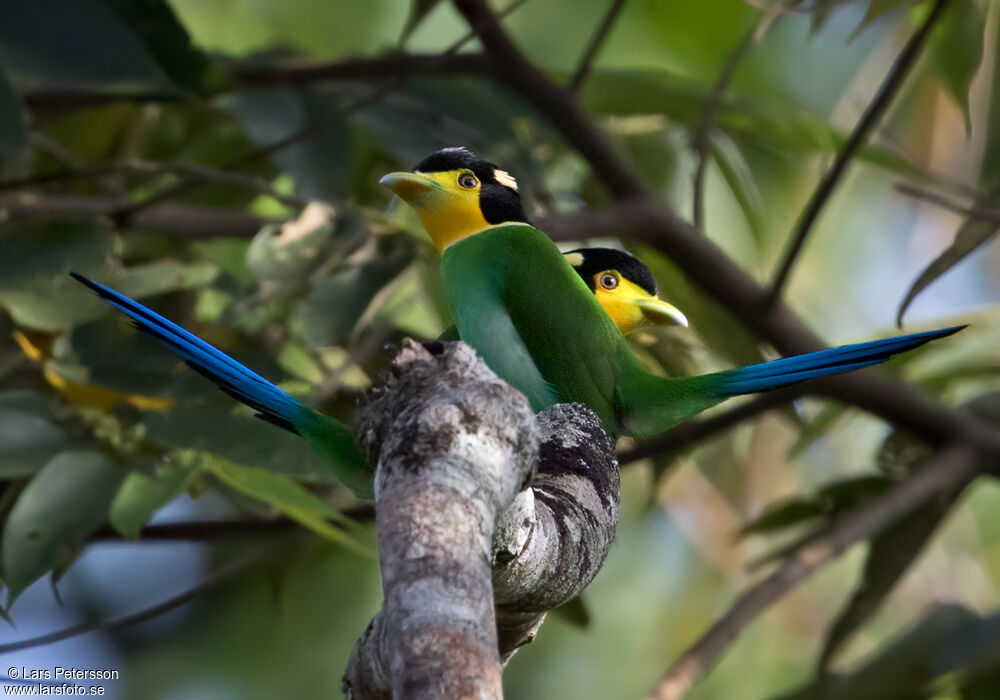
[72,273,306,433]
[711,326,965,396]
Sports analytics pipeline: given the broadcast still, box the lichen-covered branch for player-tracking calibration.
[343,340,537,699]
[492,403,619,658]
[342,342,620,698]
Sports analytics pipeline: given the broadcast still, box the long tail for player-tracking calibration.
[706,326,964,396]
[623,325,964,438]
[72,273,373,498]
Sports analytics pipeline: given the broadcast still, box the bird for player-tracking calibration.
[562,247,687,336]
[70,242,686,497]
[379,146,963,438]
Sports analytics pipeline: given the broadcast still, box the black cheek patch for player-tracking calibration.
[479,183,527,224]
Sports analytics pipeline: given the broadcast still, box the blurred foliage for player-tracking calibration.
[0,0,998,698]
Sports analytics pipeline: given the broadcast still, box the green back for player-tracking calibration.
[441,225,649,430]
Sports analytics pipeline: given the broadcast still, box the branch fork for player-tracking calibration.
[343,340,619,699]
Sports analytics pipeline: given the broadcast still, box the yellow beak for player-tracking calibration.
[379,171,442,202]
[634,297,688,327]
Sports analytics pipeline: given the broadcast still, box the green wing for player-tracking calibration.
[441,241,558,411]
[441,225,645,429]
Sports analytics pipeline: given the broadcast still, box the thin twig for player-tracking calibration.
[0,192,277,238]
[0,159,306,209]
[645,443,982,700]
[568,0,629,93]
[619,388,802,465]
[0,549,269,654]
[692,24,760,231]
[766,0,950,305]
[27,133,122,198]
[895,181,1000,222]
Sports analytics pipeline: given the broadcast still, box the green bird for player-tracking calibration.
[380,147,962,438]
[71,235,685,498]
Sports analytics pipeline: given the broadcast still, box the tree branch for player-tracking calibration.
[230,52,494,89]
[452,0,646,198]
[0,549,266,654]
[895,180,1000,222]
[619,387,803,465]
[766,0,950,304]
[568,0,629,93]
[0,159,307,209]
[343,340,538,699]
[0,192,277,238]
[492,403,619,658]
[645,443,984,700]
[343,341,620,696]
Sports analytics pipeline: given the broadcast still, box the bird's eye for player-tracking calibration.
[599,273,618,290]
[458,172,479,189]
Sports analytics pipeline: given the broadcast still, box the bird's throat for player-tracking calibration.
[415,199,494,252]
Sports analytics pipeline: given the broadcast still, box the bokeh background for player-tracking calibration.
[0,0,998,698]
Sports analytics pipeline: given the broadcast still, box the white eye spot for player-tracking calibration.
[599,272,618,290]
[458,172,479,189]
[493,169,518,191]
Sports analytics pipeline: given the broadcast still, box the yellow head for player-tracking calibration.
[380,149,687,336]
[379,147,527,252]
[564,248,688,336]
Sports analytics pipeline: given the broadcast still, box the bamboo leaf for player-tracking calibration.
[2,451,125,606]
[928,0,986,134]
[201,456,371,556]
[897,201,999,327]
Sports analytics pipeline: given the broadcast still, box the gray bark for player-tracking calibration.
[343,341,619,699]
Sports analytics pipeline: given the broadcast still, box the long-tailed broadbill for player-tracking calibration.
[380,147,962,438]
[71,230,683,498]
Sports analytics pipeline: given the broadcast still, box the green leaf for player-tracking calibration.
[112,260,219,300]
[0,67,27,156]
[809,0,845,35]
[142,400,335,482]
[710,133,765,247]
[108,460,201,539]
[741,474,893,536]
[99,0,223,94]
[0,408,75,479]
[896,196,999,326]
[218,90,353,201]
[0,0,178,94]
[582,68,921,177]
[299,236,416,347]
[399,0,443,45]
[850,0,917,40]
[201,456,370,556]
[2,451,125,606]
[0,389,57,418]
[740,498,827,536]
[192,239,254,284]
[0,221,112,331]
[245,205,337,285]
[929,0,986,134]
[69,316,187,396]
